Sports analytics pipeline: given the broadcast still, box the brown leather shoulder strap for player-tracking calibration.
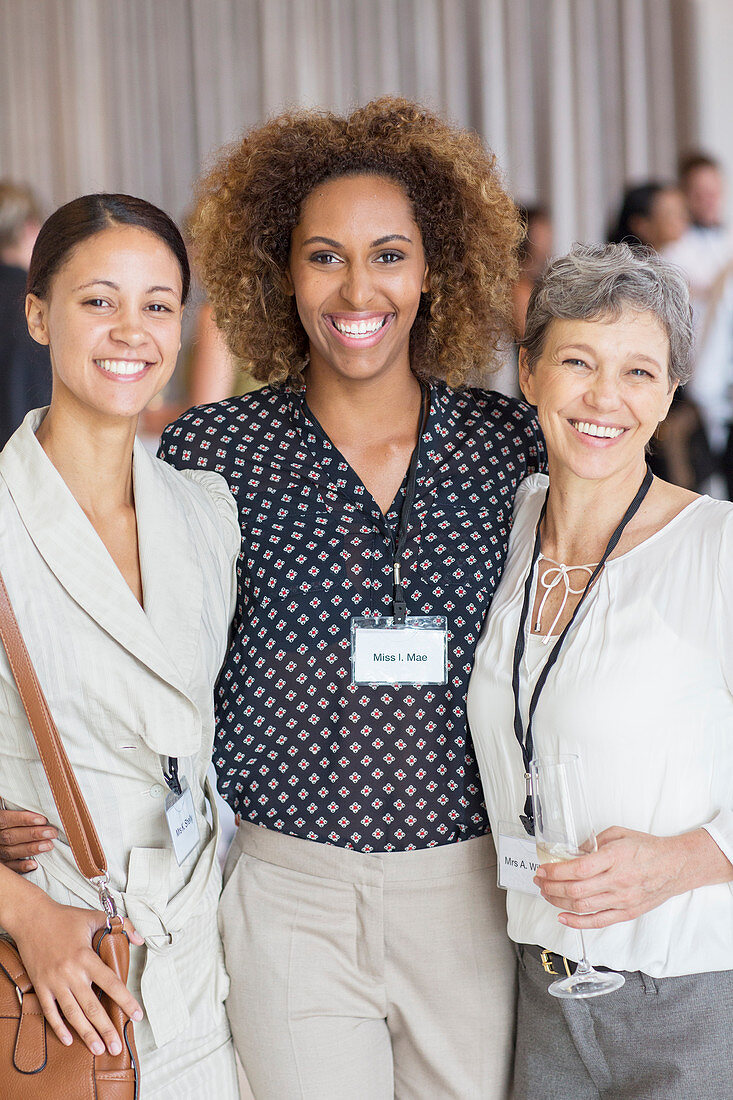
[0,570,107,882]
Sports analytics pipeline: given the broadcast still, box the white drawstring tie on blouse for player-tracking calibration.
[534,556,597,644]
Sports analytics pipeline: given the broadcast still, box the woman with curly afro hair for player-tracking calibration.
[159,97,545,1099]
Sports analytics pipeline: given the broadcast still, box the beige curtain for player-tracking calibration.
[0,0,693,248]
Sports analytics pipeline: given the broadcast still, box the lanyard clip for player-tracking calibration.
[163,756,182,798]
[519,771,535,836]
[393,562,407,625]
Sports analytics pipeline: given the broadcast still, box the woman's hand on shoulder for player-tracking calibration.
[534,825,733,929]
[8,885,145,1054]
[0,808,57,872]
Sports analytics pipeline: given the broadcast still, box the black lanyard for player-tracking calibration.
[512,466,653,834]
[390,383,430,624]
[303,382,430,626]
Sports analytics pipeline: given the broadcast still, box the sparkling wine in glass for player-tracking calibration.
[530,755,625,998]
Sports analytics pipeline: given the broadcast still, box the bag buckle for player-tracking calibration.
[91,873,118,929]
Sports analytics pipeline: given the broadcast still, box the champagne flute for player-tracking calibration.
[530,754,625,998]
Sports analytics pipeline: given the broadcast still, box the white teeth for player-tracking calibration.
[332,317,387,337]
[96,359,149,376]
[572,420,624,439]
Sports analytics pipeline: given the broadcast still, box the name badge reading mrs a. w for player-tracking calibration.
[351,615,448,685]
[496,824,542,896]
[165,779,200,866]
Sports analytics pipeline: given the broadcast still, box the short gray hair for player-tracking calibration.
[521,242,694,385]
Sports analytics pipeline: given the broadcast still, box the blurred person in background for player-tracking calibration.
[608,182,688,253]
[664,153,733,497]
[680,151,728,233]
[139,294,261,447]
[0,180,51,447]
[187,301,260,405]
[512,205,554,341]
[490,204,554,400]
[609,181,715,492]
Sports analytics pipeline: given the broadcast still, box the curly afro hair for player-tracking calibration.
[192,96,521,389]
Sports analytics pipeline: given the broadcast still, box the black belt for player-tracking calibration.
[520,942,613,977]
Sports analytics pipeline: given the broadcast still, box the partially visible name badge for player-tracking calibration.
[165,779,200,865]
[351,616,448,685]
[496,821,542,896]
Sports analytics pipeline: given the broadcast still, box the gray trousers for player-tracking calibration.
[514,944,733,1100]
[219,823,517,1100]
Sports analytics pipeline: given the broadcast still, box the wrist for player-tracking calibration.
[0,864,48,934]
[676,828,733,892]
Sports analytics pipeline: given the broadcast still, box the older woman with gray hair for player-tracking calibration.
[467,242,733,1098]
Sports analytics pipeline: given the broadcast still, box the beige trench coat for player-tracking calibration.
[0,410,240,1088]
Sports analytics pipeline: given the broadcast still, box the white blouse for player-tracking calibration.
[467,473,733,978]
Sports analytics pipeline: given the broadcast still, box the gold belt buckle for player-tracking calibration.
[540,949,572,977]
[540,949,558,975]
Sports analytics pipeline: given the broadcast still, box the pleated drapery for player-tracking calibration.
[0,0,694,249]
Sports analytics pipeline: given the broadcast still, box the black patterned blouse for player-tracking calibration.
[160,382,544,852]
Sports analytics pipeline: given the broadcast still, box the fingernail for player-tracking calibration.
[132,1009,143,1021]
[92,1042,104,1055]
[42,829,56,838]
[32,816,46,824]
[110,1041,122,1055]
[25,860,37,868]
[61,1033,72,1046]
[38,842,52,852]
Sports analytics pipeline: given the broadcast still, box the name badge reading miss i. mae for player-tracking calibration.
[351,616,448,685]
[349,386,448,688]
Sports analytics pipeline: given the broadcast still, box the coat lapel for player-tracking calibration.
[0,412,200,707]
[132,443,204,689]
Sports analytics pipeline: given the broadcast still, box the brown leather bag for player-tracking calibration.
[0,571,140,1098]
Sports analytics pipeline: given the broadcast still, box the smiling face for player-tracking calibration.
[520,309,677,484]
[286,173,429,385]
[26,224,183,424]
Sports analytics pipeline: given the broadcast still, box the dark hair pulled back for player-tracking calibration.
[27,193,190,303]
[608,183,667,246]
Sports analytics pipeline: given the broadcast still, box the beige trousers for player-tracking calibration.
[219,824,516,1100]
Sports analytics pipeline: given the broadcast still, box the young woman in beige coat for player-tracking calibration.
[0,194,241,1098]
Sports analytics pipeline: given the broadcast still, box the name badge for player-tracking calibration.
[496,821,542,896]
[165,779,200,865]
[351,615,448,685]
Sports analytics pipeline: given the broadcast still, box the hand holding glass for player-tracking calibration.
[530,755,625,998]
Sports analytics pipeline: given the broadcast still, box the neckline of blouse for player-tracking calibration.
[523,492,707,646]
[531,490,705,571]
